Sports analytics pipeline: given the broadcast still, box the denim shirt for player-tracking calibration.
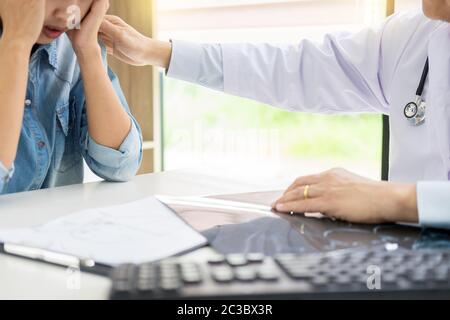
[0,34,143,195]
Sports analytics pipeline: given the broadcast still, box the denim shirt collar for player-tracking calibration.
[40,39,59,70]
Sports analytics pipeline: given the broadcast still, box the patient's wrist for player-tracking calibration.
[75,46,102,65]
[0,37,32,56]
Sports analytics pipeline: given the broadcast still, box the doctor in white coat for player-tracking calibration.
[99,0,450,229]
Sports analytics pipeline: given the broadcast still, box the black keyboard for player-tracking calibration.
[109,247,450,299]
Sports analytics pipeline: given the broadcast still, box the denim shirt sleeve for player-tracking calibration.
[71,45,143,182]
[0,161,15,193]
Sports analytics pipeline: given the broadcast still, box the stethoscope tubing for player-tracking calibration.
[416,58,429,97]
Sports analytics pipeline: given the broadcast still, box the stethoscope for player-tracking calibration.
[404,58,429,126]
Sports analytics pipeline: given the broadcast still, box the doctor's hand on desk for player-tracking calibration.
[272,168,419,225]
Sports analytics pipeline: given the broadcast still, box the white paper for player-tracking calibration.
[0,197,207,266]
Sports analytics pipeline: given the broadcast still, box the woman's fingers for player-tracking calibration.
[68,0,110,51]
[86,0,110,26]
[76,0,109,32]
[92,0,110,15]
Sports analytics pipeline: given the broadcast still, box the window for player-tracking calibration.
[157,0,422,181]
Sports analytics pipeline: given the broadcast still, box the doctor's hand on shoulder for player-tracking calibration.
[99,15,172,67]
[272,168,418,224]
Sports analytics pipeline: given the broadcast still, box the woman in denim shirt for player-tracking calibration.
[0,0,143,195]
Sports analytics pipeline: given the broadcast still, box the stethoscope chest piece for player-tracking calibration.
[404,97,426,126]
[405,58,429,127]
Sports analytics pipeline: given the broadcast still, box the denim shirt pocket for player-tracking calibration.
[56,103,70,136]
[54,98,79,173]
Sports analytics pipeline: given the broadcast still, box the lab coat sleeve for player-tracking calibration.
[417,182,450,230]
[0,161,14,194]
[167,21,392,114]
[167,40,225,92]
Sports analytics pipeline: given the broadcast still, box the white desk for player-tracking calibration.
[0,170,286,299]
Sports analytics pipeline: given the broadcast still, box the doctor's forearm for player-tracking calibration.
[143,39,172,69]
[385,183,419,224]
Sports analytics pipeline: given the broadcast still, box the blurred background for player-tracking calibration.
[87,0,421,185]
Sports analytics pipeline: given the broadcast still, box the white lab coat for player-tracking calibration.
[167,10,450,228]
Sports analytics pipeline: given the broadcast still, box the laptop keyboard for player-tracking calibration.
[110,247,450,299]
